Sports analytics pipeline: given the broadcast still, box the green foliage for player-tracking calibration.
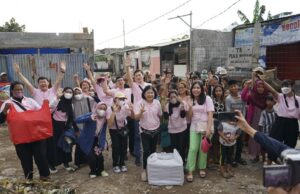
[237,0,266,24]
[95,55,107,62]
[0,18,25,32]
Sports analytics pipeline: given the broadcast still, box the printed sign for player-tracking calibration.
[228,47,252,68]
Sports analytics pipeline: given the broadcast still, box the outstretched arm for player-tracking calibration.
[83,63,96,87]
[13,63,35,94]
[73,73,81,87]
[53,61,66,91]
[124,56,133,88]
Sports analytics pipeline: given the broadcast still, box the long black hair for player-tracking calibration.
[10,81,24,97]
[190,81,206,105]
[282,80,299,108]
[212,84,225,103]
[168,90,180,116]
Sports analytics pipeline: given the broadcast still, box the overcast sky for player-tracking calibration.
[1,0,299,49]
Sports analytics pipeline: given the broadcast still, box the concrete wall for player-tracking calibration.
[0,32,94,65]
[191,29,233,72]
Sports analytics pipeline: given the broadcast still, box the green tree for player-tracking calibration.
[0,17,25,32]
[237,0,266,24]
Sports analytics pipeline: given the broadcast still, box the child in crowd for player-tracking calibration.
[225,80,247,167]
[218,119,241,178]
[258,94,276,165]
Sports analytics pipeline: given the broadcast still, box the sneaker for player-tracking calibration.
[231,161,238,168]
[250,156,259,163]
[113,166,121,173]
[64,164,73,171]
[135,159,141,167]
[120,166,127,172]
[101,171,109,177]
[90,174,97,179]
[49,166,58,174]
[141,171,147,182]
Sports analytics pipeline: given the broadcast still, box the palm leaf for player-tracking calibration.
[237,10,250,24]
[258,5,266,22]
[252,0,260,23]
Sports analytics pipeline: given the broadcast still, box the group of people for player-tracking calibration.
[0,59,299,186]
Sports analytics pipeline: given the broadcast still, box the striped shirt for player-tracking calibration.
[258,109,276,135]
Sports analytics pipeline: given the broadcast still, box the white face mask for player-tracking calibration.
[281,87,292,95]
[170,98,177,104]
[97,109,106,117]
[64,93,73,99]
[118,100,125,106]
[74,94,83,101]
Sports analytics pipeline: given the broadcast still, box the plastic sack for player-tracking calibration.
[7,100,53,144]
[147,149,184,186]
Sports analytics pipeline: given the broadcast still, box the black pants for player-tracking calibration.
[170,130,187,162]
[220,144,234,165]
[86,147,104,176]
[109,129,127,167]
[234,132,244,161]
[15,140,50,179]
[269,116,299,161]
[127,117,135,154]
[47,120,72,167]
[185,123,191,160]
[141,132,159,169]
[75,144,86,167]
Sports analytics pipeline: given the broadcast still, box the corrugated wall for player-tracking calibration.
[2,53,88,96]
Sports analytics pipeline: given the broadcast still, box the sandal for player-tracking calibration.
[199,170,206,178]
[186,173,193,182]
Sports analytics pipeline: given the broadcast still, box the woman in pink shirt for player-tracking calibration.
[262,79,300,162]
[107,92,134,174]
[0,81,50,181]
[186,81,214,182]
[134,85,162,181]
[163,90,189,162]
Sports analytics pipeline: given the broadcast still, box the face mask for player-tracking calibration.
[118,100,125,106]
[97,109,106,117]
[281,87,291,95]
[14,91,24,99]
[170,98,177,104]
[64,93,73,99]
[74,94,83,101]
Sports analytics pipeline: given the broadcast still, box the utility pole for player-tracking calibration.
[252,22,261,69]
[168,11,192,72]
[123,19,126,49]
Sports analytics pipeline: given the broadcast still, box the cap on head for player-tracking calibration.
[253,67,264,75]
[0,72,7,77]
[114,92,126,99]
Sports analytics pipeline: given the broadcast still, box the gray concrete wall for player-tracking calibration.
[191,29,233,72]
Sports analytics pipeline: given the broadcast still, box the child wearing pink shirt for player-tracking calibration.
[134,85,162,181]
[163,90,189,162]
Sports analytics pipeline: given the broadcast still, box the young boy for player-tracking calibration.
[258,94,276,165]
[225,80,247,167]
[218,120,241,178]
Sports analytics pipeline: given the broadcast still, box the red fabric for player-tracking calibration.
[7,100,53,144]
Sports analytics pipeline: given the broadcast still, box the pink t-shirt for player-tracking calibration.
[32,87,57,105]
[165,102,189,133]
[131,82,151,105]
[0,97,41,113]
[106,106,131,129]
[53,110,67,122]
[110,88,132,103]
[189,96,214,130]
[277,93,300,119]
[134,99,162,131]
[94,84,113,106]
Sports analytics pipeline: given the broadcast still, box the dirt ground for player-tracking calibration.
[1,125,293,194]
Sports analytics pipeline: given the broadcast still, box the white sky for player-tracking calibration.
[1,0,299,49]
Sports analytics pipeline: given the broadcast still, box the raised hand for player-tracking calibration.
[124,56,131,68]
[83,63,90,71]
[73,73,79,81]
[140,103,146,114]
[60,61,66,72]
[13,63,20,74]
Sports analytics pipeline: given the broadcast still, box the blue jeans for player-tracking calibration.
[133,120,141,163]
